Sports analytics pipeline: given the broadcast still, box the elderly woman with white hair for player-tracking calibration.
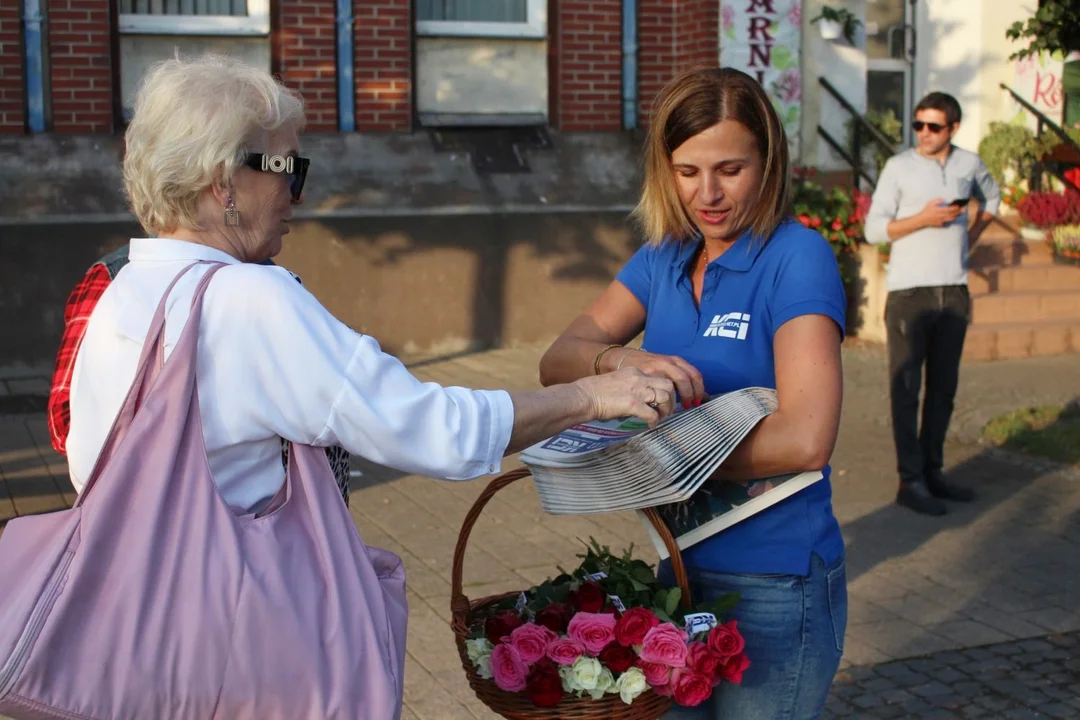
[67,54,676,511]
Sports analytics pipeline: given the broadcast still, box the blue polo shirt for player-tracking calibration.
[616,219,846,577]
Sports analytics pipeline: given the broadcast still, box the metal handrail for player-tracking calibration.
[819,77,898,156]
[1000,82,1080,156]
[816,126,876,188]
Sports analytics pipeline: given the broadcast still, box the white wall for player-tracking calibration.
[799,0,868,170]
[415,38,547,119]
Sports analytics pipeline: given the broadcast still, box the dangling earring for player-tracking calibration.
[224,195,239,227]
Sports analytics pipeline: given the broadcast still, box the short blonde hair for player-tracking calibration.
[633,67,791,245]
[122,53,305,234]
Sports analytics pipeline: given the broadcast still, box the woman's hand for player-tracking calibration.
[573,368,677,427]
[608,349,707,408]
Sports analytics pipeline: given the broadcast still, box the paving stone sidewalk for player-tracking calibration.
[2,343,1079,719]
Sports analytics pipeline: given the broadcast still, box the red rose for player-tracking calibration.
[706,620,745,660]
[525,659,564,708]
[614,607,660,647]
[686,642,721,680]
[484,610,523,644]
[598,643,637,673]
[718,653,750,684]
[569,582,606,613]
[534,603,572,634]
[672,668,714,707]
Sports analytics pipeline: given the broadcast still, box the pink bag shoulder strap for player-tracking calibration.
[75,261,225,506]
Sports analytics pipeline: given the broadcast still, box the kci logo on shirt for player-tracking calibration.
[703,312,751,340]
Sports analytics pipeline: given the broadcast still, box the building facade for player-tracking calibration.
[0,0,1070,163]
[2,0,1076,368]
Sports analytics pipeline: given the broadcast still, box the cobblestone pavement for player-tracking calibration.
[2,342,1080,719]
[826,632,1080,719]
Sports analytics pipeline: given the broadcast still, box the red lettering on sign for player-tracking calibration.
[750,44,772,68]
[748,16,773,41]
[746,0,776,12]
[1032,71,1063,109]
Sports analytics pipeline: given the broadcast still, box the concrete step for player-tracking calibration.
[969,237,1054,268]
[968,263,1080,294]
[963,319,1080,361]
[971,288,1080,325]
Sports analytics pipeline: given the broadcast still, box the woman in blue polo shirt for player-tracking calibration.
[539,67,846,719]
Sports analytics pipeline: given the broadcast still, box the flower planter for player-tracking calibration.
[1053,247,1080,266]
[1020,226,1047,242]
[818,18,843,41]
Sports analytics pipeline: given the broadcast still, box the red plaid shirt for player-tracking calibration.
[47,264,112,455]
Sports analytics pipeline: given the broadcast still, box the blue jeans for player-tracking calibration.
[659,553,847,720]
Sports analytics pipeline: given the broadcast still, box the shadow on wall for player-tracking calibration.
[276,211,640,360]
[0,210,643,369]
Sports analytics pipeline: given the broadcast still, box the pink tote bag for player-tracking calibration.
[0,262,408,720]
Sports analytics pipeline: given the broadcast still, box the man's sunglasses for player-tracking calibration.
[244,153,310,201]
[912,121,947,134]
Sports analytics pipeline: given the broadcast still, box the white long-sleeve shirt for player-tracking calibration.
[67,238,514,513]
[864,146,1001,292]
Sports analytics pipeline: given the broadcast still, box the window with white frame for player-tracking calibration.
[416,0,546,38]
[118,0,269,36]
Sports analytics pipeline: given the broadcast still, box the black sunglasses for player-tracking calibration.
[912,121,947,134]
[244,152,310,201]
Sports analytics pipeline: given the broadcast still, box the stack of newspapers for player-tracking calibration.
[520,387,824,557]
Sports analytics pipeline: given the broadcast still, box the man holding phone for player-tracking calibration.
[866,92,1000,516]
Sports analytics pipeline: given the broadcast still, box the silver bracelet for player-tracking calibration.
[615,347,638,371]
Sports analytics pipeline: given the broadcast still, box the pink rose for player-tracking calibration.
[546,637,586,666]
[673,668,714,707]
[706,620,745,661]
[635,659,672,687]
[639,623,689,668]
[509,623,557,666]
[490,643,529,692]
[686,642,721,681]
[566,612,617,655]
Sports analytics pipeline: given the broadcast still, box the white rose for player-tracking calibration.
[465,638,494,664]
[475,654,493,680]
[559,664,581,693]
[570,656,603,691]
[615,667,650,705]
[587,667,616,700]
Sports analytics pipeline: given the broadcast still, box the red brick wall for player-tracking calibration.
[0,2,24,134]
[48,0,112,133]
[278,0,337,131]
[638,0,718,127]
[553,0,622,131]
[354,0,411,132]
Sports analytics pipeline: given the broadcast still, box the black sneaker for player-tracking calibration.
[926,476,975,502]
[897,482,948,516]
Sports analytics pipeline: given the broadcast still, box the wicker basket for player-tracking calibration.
[450,467,693,720]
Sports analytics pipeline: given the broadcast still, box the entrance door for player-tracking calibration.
[866,0,915,146]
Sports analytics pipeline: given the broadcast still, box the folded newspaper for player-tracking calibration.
[519,386,824,556]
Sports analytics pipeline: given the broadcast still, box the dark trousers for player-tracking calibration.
[885,285,970,487]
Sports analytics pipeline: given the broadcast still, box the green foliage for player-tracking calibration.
[978,122,1047,189]
[982,404,1080,465]
[474,537,740,636]
[844,108,902,178]
[1051,223,1080,251]
[1006,1,1080,61]
[810,5,862,46]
